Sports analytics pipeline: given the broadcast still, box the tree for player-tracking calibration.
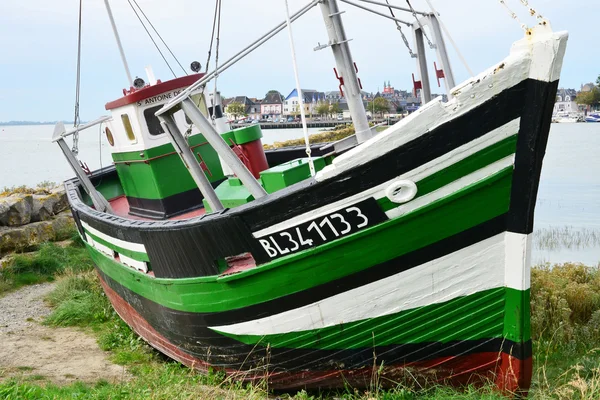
[330,102,342,116]
[576,87,600,110]
[596,75,600,87]
[226,102,246,120]
[396,105,404,114]
[315,102,330,117]
[368,97,390,117]
[265,90,283,98]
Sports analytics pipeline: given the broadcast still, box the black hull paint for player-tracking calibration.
[69,78,558,280]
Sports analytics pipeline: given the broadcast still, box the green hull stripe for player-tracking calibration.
[213,287,530,349]
[504,287,531,343]
[378,134,517,212]
[84,229,149,262]
[90,167,513,313]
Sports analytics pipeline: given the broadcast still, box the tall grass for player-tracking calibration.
[0,239,93,295]
[534,227,600,251]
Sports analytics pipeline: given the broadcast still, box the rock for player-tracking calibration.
[0,195,33,227]
[0,212,75,255]
[31,191,67,222]
[52,189,69,214]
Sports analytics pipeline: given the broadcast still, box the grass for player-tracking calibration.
[534,227,600,252]
[2,243,600,398]
[263,124,356,149]
[0,181,57,197]
[0,230,91,296]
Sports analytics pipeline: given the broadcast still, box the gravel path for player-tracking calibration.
[0,282,128,384]
[0,283,57,334]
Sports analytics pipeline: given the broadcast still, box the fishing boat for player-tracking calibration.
[53,0,568,395]
[585,112,600,123]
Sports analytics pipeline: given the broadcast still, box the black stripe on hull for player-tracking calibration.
[71,78,556,278]
[99,269,531,373]
[508,80,559,234]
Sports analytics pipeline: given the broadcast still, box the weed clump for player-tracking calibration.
[44,271,111,326]
[0,240,93,295]
[531,263,600,345]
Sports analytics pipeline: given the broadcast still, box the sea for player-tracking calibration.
[1,123,598,266]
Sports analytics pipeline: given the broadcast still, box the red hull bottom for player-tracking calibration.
[99,275,531,395]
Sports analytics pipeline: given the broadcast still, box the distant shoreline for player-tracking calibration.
[0,121,77,127]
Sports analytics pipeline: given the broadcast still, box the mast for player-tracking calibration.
[319,0,372,143]
[103,0,134,87]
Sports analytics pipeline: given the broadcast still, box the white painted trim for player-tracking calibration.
[253,118,520,238]
[90,237,115,258]
[315,28,567,183]
[120,254,148,273]
[81,221,146,254]
[504,232,532,291]
[211,232,527,336]
[385,155,515,219]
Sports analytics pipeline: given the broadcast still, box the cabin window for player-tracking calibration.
[121,114,137,142]
[144,106,165,136]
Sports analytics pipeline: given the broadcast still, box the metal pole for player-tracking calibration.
[423,0,474,77]
[180,98,267,199]
[103,0,133,87]
[158,114,224,211]
[413,26,431,104]
[319,0,372,143]
[52,123,113,214]
[428,15,456,96]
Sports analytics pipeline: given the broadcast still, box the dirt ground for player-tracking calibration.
[0,282,127,385]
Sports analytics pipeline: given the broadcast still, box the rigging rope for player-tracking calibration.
[185,0,221,137]
[131,0,187,75]
[518,0,544,21]
[385,0,416,58]
[72,0,83,156]
[126,0,177,78]
[423,0,474,77]
[406,0,434,49]
[498,0,528,31]
[283,0,315,177]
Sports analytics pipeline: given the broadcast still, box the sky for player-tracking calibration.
[0,0,596,122]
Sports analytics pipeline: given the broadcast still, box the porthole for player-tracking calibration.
[105,127,115,146]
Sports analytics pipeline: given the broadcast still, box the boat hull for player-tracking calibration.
[64,26,567,395]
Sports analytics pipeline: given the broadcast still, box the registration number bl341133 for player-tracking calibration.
[255,198,388,259]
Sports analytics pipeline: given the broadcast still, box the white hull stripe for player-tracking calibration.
[81,221,147,254]
[385,155,514,219]
[210,232,531,336]
[253,118,520,239]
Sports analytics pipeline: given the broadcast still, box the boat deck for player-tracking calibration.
[109,196,206,221]
[108,196,257,277]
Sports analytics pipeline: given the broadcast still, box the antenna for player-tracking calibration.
[103,0,134,87]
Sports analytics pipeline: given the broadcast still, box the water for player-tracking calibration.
[1,123,598,265]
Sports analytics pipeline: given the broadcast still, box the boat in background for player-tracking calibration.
[52,0,568,395]
[585,112,600,123]
[552,112,580,123]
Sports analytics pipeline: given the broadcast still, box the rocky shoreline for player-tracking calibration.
[0,187,75,258]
